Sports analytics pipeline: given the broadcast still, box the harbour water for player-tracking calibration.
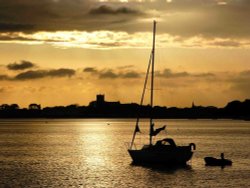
[0,119,250,187]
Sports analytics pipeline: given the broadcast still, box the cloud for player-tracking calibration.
[229,70,250,96]
[7,60,35,70]
[228,70,250,83]
[82,67,217,80]
[83,67,98,73]
[121,71,141,78]
[83,67,141,79]
[194,73,215,77]
[2,31,249,50]
[159,69,190,78]
[117,65,135,70]
[81,68,248,99]
[0,0,247,42]
[157,69,215,79]
[14,70,46,80]
[89,5,141,15]
[14,68,75,80]
[208,40,242,47]
[99,70,119,79]
[0,23,34,32]
[0,0,144,33]
[47,68,76,77]
[98,70,141,79]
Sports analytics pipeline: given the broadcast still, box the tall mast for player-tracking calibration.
[149,20,156,145]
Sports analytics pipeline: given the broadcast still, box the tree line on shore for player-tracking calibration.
[0,99,249,120]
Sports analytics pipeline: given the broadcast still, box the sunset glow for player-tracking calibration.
[0,0,249,108]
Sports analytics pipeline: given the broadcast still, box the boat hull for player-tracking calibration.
[204,157,232,166]
[128,146,193,165]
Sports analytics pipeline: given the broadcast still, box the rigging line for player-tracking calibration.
[130,51,152,149]
[149,20,156,146]
[135,51,152,125]
[140,52,152,106]
[135,52,152,119]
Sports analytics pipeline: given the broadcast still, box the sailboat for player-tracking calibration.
[128,21,196,165]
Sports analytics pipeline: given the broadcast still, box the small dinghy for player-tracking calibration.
[204,153,232,166]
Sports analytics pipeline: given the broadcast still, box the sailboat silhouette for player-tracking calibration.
[128,21,196,165]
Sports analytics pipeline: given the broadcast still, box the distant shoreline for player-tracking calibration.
[1,98,249,120]
[0,117,249,121]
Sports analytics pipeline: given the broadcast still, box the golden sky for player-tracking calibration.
[0,0,250,108]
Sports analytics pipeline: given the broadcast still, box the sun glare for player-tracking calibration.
[1,31,249,50]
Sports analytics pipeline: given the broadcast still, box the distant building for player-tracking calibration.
[89,94,120,108]
[96,94,105,106]
[192,101,196,108]
[191,101,203,109]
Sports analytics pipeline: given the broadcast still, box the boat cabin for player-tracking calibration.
[155,138,177,147]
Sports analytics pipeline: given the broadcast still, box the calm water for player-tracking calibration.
[0,119,250,187]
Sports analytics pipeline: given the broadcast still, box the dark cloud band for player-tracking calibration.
[7,60,35,70]
[89,5,141,15]
[0,23,34,32]
[14,68,76,80]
